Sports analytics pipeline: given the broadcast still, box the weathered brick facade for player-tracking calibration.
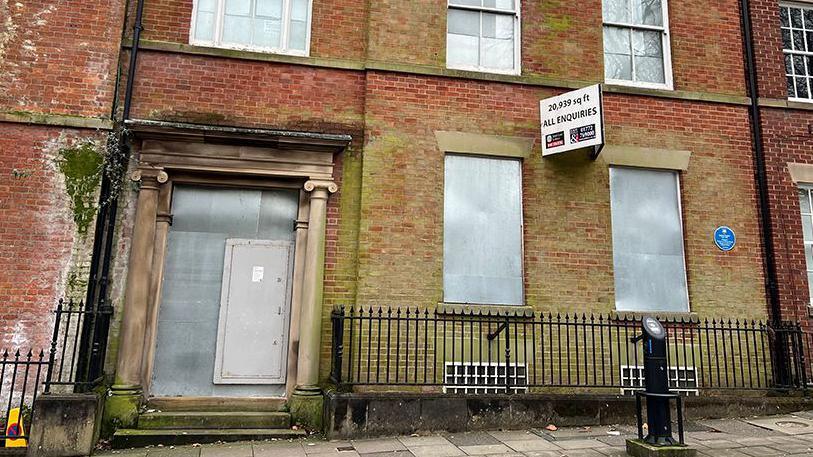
[750,0,813,325]
[1,0,803,399]
[0,0,123,350]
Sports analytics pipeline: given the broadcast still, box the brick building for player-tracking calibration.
[0,1,124,350]
[3,0,812,442]
[748,0,813,327]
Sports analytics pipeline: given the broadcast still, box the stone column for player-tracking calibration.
[105,167,167,430]
[291,179,337,429]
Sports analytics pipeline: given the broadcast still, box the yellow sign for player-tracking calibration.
[5,408,26,447]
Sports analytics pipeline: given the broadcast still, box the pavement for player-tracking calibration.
[96,411,813,457]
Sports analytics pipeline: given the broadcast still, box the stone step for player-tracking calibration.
[138,411,291,430]
[145,397,287,412]
[111,428,307,449]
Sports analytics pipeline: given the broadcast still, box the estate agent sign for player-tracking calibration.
[540,84,605,158]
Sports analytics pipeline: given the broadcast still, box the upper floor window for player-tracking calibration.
[602,0,673,90]
[781,3,813,102]
[191,0,311,56]
[446,0,520,75]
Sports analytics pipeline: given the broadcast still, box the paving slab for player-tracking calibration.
[737,446,786,456]
[359,451,415,457]
[594,447,628,457]
[698,419,781,437]
[408,444,465,457]
[200,443,252,457]
[399,436,453,447]
[486,431,540,442]
[502,440,560,452]
[745,416,813,435]
[254,442,306,457]
[304,441,354,454]
[458,444,514,455]
[553,439,605,450]
[518,452,566,457]
[352,439,407,454]
[553,450,605,457]
[686,431,729,441]
[444,432,501,447]
[695,439,739,449]
[147,448,200,457]
[766,443,813,454]
[696,449,750,457]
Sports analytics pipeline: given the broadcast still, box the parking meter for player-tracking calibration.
[633,316,679,446]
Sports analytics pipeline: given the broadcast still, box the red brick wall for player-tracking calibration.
[762,109,813,323]
[750,0,813,324]
[128,51,366,132]
[0,0,123,117]
[0,124,103,350]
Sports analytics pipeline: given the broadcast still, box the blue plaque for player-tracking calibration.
[714,226,736,252]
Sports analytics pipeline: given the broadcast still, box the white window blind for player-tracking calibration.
[602,0,672,89]
[446,0,520,74]
[191,0,311,55]
[610,167,688,312]
[781,3,813,101]
[443,155,523,305]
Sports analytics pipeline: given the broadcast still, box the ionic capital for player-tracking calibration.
[304,180,338,194]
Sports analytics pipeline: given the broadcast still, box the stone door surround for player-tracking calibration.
[114,120,350,406]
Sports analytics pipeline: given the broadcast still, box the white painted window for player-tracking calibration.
[609,167,689,313]
[781,3,813,102]
[602,0,673,89]
[798,187,813,306]
[446,0,521,75]
[443,155,524,305]
[191,0,312,56]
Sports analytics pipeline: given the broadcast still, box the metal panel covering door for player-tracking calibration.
[214,239,293,384]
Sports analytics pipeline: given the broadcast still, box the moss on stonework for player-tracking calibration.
[148,110,228,125]
[55,142,104,236]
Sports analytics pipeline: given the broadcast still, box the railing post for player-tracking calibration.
[330,306,345,386]
[84,301,114,392]
[796,322,807,392]
[44,299,64,394]
[504,315,511,394]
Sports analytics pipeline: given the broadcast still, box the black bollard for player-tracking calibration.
[634,316,678,446]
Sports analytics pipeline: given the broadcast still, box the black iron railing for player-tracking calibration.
[44,298,112,393]
[0,349,49,441]
[330,307,808,393]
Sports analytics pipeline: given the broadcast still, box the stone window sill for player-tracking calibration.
[612,310,700,323]
[436,302,534,317]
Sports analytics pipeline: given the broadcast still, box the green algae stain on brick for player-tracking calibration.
[55,142,104,236]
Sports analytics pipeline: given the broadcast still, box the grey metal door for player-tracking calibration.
[151,185,298,398]
[214,239,292,385]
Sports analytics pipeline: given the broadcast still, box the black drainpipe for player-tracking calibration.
[740,0,792,386]
[77,0,146,388]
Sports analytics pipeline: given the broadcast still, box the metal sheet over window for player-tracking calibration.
[443,155,523,305]
[610,167,688,312]
[151,185,298,397]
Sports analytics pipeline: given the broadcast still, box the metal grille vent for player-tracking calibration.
[620,365,699,396]
[444,362,528,394]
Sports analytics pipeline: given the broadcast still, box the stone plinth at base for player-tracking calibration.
[625,439,696,457]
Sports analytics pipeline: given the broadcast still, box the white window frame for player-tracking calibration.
[781,2,813,103]
[446,1,522,76]
[190,0,313,57]
[799,185,813,307]
[602,0,674,90]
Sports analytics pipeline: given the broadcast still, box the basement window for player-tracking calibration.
[781,3,813,102]
[444,362,528,394]
[446,0,521,75]
[191,0,311,56]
